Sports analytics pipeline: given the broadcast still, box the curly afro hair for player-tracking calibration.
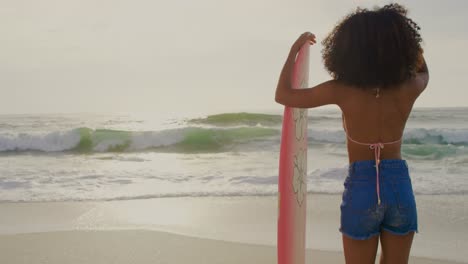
[321,3,424,89]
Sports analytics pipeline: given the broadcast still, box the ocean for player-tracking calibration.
[0,107,467,202]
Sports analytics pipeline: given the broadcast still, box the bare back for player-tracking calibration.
[337,81,419,163]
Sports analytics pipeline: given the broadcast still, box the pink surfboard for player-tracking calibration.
[277,43,310,264]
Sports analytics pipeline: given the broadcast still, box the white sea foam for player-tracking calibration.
[0,130,81,152]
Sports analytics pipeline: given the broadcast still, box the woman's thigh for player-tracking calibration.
[342,234,379,264]
[379,230,415,264]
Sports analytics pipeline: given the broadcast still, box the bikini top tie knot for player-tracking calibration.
[369,143,384,150]
[369,143,384,167]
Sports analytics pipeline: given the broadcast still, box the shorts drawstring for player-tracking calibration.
[369,143,384,205]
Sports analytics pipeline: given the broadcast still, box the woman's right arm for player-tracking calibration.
[415,55,429,95]
[408,54,429,101]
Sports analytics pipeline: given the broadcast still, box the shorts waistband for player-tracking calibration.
[349,159,408,170]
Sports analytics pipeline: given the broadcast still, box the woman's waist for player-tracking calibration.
[346,159,410,180]
[349,159,408,169]
[347,144,402,163]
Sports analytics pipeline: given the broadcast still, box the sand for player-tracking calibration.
[0,194,466,263]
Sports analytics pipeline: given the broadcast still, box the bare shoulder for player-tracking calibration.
[329,81,360,109]
[322,80,348,106]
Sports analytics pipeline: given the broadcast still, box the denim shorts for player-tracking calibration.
[339,159,418,240]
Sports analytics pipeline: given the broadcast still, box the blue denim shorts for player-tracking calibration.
[339,159,418,240]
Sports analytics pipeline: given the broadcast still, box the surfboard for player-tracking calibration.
[277,43,310,264]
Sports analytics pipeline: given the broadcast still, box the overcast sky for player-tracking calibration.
[1,0,466,114]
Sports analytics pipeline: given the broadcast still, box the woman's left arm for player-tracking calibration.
[275,32,341,108]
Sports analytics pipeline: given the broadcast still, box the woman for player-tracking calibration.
[275,4,428,264]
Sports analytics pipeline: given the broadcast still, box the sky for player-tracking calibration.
[1,0,467,115]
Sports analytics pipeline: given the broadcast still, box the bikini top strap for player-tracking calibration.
[342,113,402,146]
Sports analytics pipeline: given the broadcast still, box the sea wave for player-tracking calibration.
[0,126,467,154]
[0,127,279,153]
[188,112,344,126]
[189,112,283,126]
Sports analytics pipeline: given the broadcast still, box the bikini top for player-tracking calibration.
[342,113,403,205]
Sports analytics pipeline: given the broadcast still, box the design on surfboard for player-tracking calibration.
[293,108,307,141]
[292,148,307,206]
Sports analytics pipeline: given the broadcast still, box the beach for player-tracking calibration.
[0,194,466,264]
[1,110,467,263]
[2,0,467,261]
